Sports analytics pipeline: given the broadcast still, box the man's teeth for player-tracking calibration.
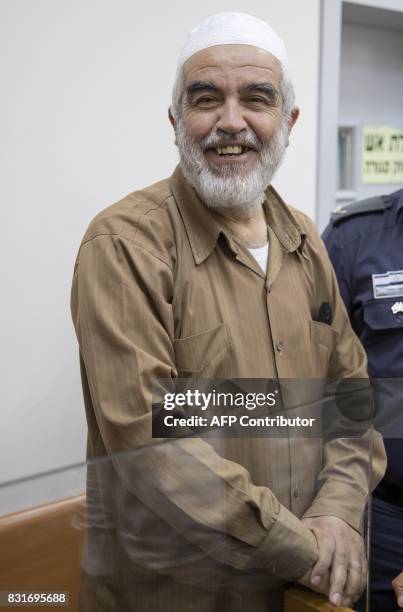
[216,145,244,156]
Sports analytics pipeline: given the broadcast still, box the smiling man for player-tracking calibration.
[172,44,296,215]
[71,12,385,612]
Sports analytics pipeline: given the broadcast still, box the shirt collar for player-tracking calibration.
[170,165,306,265]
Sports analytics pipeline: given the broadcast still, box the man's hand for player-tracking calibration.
[301,515,366,608]
[392,572,403,608]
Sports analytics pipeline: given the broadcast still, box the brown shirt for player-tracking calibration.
[71,166,386,608]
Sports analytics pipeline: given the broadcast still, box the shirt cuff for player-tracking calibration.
[247,504,319,582]
[302,479,367,533]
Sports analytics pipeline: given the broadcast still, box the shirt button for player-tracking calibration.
[276,340,284,352]
[293,485,300,498]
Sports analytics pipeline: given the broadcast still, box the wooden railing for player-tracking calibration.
[285,587,355,611]
[0,496,85,612]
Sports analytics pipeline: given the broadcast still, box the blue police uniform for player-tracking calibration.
[322,188,403,612]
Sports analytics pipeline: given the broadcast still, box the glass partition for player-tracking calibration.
[2,377,398,611]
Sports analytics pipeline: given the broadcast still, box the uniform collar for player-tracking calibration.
[170,165,306,265]
[383,188,403,220]
[397,190,403,217]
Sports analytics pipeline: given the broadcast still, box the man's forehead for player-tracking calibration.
[182,44,283,84]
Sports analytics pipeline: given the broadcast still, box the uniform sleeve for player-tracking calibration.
[71,233,318,583]
[302,229,386,531]
[321,222,353,317]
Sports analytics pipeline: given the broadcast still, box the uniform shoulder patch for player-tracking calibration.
[330,196,386,225]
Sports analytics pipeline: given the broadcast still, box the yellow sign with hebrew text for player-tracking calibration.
[362,126,403,184]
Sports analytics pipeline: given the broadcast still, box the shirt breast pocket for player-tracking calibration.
[309,320,339,376]
[173,322,233,378]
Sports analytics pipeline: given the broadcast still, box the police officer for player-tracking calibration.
[323,188,403,611]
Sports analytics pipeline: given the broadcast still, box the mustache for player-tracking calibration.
[199,130,262,151]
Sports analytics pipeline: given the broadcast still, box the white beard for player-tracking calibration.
[175,118,289,212]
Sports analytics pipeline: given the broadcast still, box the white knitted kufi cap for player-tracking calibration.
[178,12,289,71]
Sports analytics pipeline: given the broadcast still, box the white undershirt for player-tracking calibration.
[247,242,269,274]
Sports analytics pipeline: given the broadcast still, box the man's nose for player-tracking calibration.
[215,100,248,134]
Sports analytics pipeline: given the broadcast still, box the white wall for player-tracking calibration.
[0,0,320,488]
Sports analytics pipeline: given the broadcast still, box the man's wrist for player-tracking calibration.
[302,479,366,533]
[247,505,319,582]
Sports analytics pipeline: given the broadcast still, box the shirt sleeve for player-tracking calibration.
[302,230,386,531]
[71,233,318,583]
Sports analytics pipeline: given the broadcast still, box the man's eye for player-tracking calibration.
[194,96,218,106]
[247,96,272,105]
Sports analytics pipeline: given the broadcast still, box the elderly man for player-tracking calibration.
[71,12,385,612]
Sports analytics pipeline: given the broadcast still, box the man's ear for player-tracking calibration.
[288,106,300,133]
[168,108,178,145]
[168,107,176,129]
[285,106,300,147]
